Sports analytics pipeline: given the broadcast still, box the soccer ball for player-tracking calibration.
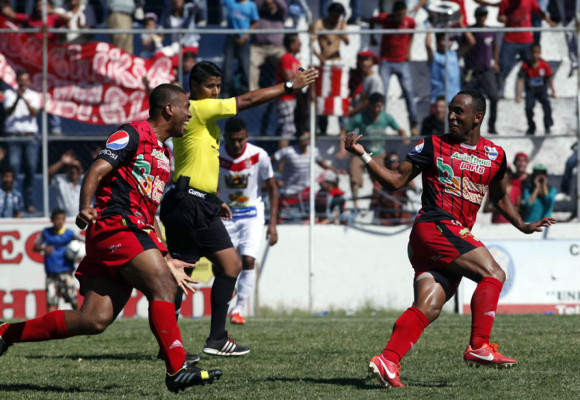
[66,240,86,262]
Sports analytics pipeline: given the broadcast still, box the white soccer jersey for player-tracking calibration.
[218,142,274,220]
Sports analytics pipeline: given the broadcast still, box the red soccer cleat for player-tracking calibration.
[464,343,517,368]
[368,353,405,388]
[230,312,245,325]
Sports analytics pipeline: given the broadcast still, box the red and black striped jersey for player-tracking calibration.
[405,134,506,229]
[94,121,171,229]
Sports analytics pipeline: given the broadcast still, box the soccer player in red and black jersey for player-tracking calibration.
[345,90,556,388]
[0,84,222,393]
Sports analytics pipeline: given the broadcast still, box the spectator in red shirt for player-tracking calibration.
[497,0,555,93]
[370,1,419,135]
[275,33,302,149]
[1,0,68,43]
[515,43,555,135]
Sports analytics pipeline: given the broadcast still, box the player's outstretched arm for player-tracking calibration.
[76,159,112,229]
[344,132,416,191]
[489,177,556,234]
[237,68,319,111]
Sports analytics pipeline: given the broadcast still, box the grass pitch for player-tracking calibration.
[1,311,579,399]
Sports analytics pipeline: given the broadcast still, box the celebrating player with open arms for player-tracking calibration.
[344,90,555,388]
[0,84,222,393]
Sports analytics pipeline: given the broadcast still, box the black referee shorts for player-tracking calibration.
[160,185,233,263]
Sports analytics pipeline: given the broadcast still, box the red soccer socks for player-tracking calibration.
[382,307,429,365]
[470,276,503,350]
[149,301,187,374]
[0,310,68,344]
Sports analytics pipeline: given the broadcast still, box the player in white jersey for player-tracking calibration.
[218,117,278,325]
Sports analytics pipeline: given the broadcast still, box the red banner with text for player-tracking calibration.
[0,16,175,125]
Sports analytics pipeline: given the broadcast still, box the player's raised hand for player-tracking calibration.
[76,208,97,230]
[291,68,319,90]
[522,217,556,234]
[344,132,366,156]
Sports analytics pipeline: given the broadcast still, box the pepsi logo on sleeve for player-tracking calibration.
[106,131,130,150]
[409,139,425,155]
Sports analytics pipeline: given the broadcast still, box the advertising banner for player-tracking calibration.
[0,16,175,125]
[460,240,580,314]
[0,220,254,319]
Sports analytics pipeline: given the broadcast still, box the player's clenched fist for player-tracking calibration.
[76,208,97,230]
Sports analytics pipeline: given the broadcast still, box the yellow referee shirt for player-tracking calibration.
[172,97,237,193]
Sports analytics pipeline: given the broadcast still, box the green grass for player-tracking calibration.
[1,311,579,399]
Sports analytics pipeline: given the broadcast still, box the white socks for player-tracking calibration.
[232,269,256,315]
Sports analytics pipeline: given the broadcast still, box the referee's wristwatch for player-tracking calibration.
[284,80,294,94]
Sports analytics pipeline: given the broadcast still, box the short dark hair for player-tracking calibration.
[224,116,247,136]
[530,42,541,52]
[51,208,66,220]
[328,2,345,15]
[16,69,29,79]
[283,33,298,51]
[1,165,14,176]
[189,61,222,86]
[456,90,486,115]
[148,84,187,118]
[393,1,407,12]
[435,95,446,103]
[368,92,385,105]
[183,51,197,60]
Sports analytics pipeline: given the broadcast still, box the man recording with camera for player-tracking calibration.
[522,164,557,222]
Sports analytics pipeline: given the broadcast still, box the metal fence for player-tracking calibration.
[0,22,578,222]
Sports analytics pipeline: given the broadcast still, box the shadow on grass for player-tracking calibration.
[0,383,113,393]
[25,352,154,361]
[264,376,453,389]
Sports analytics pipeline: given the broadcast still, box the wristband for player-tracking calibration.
[359,152,373,164]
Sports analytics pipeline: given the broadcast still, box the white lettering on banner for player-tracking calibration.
[0,17,175,125]
[555,304,580,315]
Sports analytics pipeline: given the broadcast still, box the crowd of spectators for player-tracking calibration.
[0,0,577,223]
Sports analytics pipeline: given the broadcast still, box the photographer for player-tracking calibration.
[522,164,557,222]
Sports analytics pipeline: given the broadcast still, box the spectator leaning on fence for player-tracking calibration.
[497,0,556,94]
[106,0,135,54]
[426,22,475,106]
[370,1,419,136]
[249,0,287,92]
[462,6,500,134]
[221,0,259,98]
[275,33,302,149]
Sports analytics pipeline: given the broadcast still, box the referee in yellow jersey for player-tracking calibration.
[160,61,318,357]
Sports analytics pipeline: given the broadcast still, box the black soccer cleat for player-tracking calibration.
[165,362,222,393]
[203,332,250,357]
[157,349,201,365]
